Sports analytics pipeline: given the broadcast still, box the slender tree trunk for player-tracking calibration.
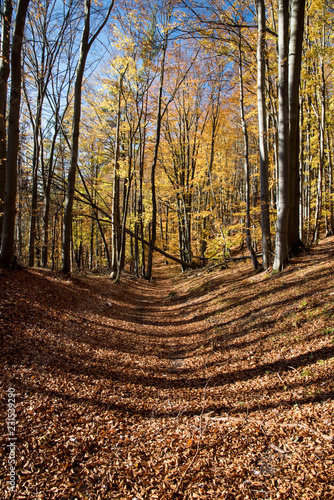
[0,0,12,248]
[41,116,59,268]
[42,188,51,267]
[314,90,325,242]
[273,0,290,272]
[16,152,23,260]
[146,34,167,280]
[299,94,304,243]
[257,0,271,270]
[62,0,91,274]
[116,175,132,282]
[314,21,326,243]
[288,0,306,254]
[62,0,114,274]
[138,86,149,278]
[238,29,258,270]
[96,213,111,269]
[0,0,30,268]
[28,82,43,267]
[110,73,123,280]
[326,129,334,235]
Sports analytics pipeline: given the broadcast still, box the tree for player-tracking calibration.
[273,0,305,272]
[237,27,259,270]
[0,0,13,247]
[145,23,168,281]
[23,0,76,267]
[287,0,306,253]
[257,0,271,270]
[0,0,30,268]
[62,0,115,274]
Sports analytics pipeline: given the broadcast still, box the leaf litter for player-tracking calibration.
[1,237,334,499]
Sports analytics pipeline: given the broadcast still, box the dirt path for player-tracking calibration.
[1,241,334,499]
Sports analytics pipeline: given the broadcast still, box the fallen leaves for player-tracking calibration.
[1,238,334,498]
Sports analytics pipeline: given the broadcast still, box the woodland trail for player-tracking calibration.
[1,239,334,499]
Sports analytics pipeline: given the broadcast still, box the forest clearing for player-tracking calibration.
[1,236,334,499]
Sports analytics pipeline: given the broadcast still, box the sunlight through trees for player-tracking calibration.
[0,0,333,276]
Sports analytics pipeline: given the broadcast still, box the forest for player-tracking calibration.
[1,0,334,499]
[0,0,333,277]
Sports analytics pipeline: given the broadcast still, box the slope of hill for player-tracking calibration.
[1,237,334,499]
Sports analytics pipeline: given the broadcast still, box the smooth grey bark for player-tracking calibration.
[136,85,149,277]
[299,93,304,242]
[314,70,325,243]
[288,0,306,253]
[146,32,168,280]
[0,0,12,247]
[62,0,90,274]
[0,0,30,268]
[273,0,290,272]
[26,78,42,267]
[201,91,219,264]
[237,29,259,271]
[110,72,123,281]
[41,108,61,268]
[62,0,115,274]
[326,128,334,235]
[313,17,326,243]
[257,0,271,270]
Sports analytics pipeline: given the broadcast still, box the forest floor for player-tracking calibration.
[1,238,334,500]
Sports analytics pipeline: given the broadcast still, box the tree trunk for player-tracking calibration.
[146,33,168,280]
[257,0,271,270]
[0,0,12,248]
[326,129,334,235]
[314,92,325,243]
[41,114,59,268]
[62,0,114,274]
[0,0,30,268]
[110,73,123,280]
[238,29,259,271]
[288,0,306,254]
[62,0,90,274]
[314,21,326,243]
[28,82,43,267]
[299,94,304,243]
[273,0,290,272]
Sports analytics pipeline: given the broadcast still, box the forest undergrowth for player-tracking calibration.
[1,237,334,499]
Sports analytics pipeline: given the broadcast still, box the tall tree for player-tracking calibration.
[0,0,30,268]
[23,0,75,267]
[257,0,271,270]
[62,0,115,274]
[110,70,124,280]
[288,0,306,253]
[145,28,168,280]
[273,0,305,272]
[273,0,289,272]
[0,0,13,247]
[237,28,259,270]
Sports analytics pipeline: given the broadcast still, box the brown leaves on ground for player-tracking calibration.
[1,237,334,500]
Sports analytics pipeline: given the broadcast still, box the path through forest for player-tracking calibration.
[1,239,334,499]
